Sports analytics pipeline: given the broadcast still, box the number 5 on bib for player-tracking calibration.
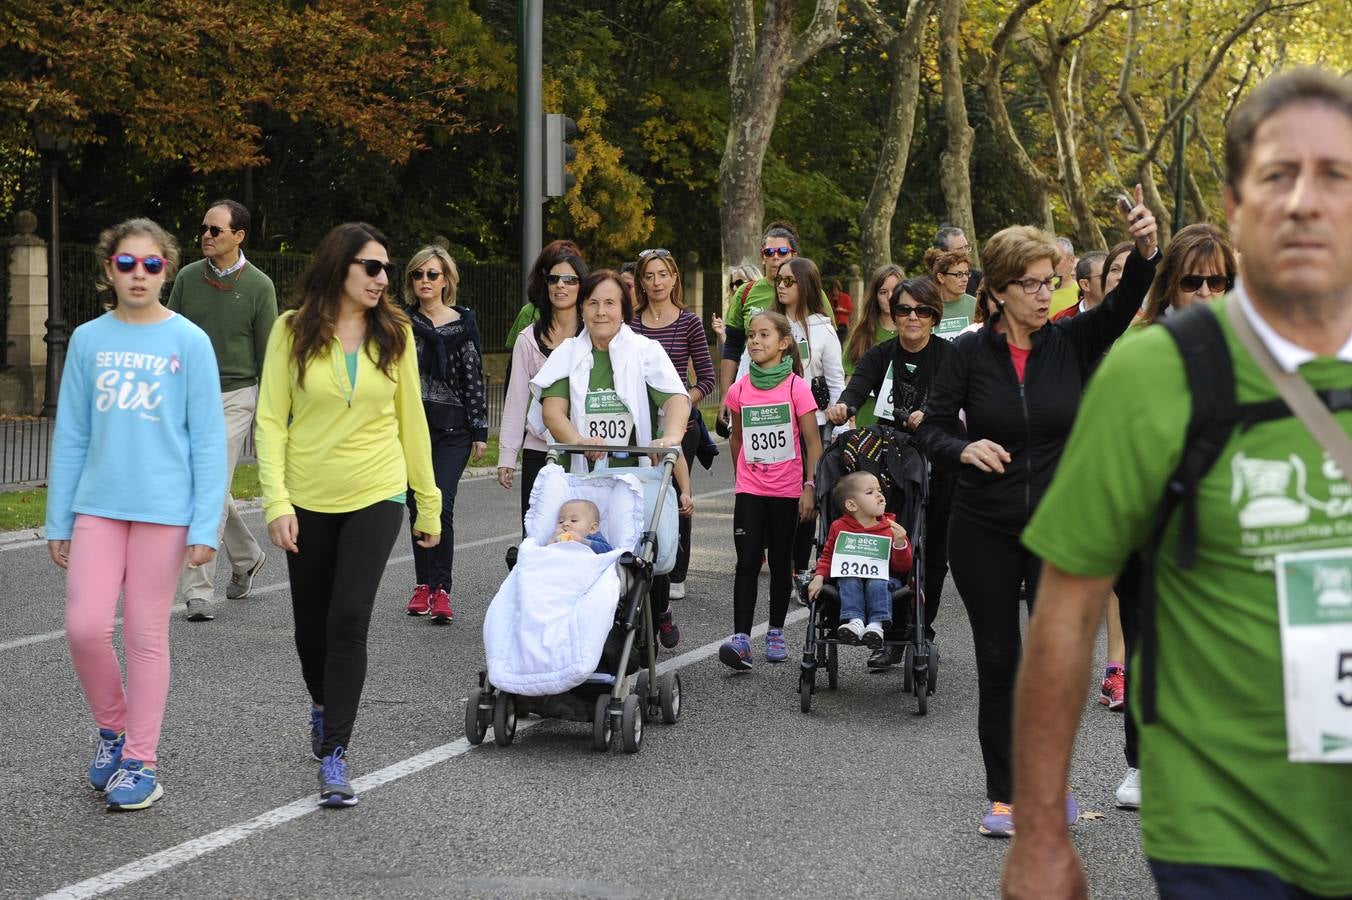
[1275,548,1352,763]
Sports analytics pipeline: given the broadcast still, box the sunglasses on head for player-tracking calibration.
[108,254,167,275]
[1179,274,1232,293]
[761,246,793,258]
[638,248,671,260]
[198,224,235,238]
[894,304,937,320]
[410,269,442,282]
[351,258,396,279]
[546,273,581,286]
[773,275,797,288]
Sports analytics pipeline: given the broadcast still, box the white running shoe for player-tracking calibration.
[1115,767,1141,809]
[836,618,865,643]
[862,622,885,649]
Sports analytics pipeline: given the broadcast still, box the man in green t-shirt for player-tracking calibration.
[1004,69,1352,899]
[168,199,277,621]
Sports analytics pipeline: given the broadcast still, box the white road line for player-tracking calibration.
[39,606,810,899]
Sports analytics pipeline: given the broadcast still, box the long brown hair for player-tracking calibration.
[633,250,683,315]
[288,222,408,387]
[747,309,804,377]
[1142,224,1236,324]
[774,257,829,323]
[846,264,904,365]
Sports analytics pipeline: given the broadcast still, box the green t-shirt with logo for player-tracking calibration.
[542,350,676,469]
[1022,296,1352,895]
[935,293,976,341]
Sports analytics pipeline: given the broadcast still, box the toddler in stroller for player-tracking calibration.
[807,471,912,647]
[797,422,939,714]
[467,445,683,753]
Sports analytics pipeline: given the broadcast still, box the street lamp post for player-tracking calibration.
[34,121,72,417]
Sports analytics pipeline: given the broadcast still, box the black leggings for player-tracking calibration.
[733,493,799,635]
[947,513,1043,803]
[1116,554,1143,769]
[669,424,702,585]
[518,448,549,533]
[288,502,403,756]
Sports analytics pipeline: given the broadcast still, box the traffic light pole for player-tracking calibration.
[518,0,543,305]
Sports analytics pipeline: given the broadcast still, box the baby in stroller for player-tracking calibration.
[807,471,912,647]
[551,499,615,553]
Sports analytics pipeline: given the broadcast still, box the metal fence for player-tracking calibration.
[54,245,523,353]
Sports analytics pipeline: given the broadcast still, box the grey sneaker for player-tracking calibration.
[226,552,267,600]
[185,598,215,622]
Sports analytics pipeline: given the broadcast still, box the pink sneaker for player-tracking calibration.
[428,588,453,624]
[407,584,431,616]
[1101,668,1125,711]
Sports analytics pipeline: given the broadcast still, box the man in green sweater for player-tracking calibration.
[168,199,278,621]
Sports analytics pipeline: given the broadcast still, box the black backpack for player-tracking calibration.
[1137,304,1352,723]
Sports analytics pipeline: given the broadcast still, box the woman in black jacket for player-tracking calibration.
[915,194,1158,837]
[827,276,954,663]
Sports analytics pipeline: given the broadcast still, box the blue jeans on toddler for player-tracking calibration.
[837,577,901,627]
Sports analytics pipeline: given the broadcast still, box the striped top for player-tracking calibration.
[629,309,716,400]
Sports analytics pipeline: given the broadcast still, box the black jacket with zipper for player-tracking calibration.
[915,246,1158,536]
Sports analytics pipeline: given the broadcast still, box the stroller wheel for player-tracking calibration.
[658,672,682,724]
[465,687,488,745]
[620,694,644,753]
[635,671,654,723]
[493,692,517,747]
[917,678,929,716]
[591,695,612,752]
[902,644,916,694]
[799,669,814,714]
[826,643,839,691]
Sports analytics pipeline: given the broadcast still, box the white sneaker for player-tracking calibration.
[1115,767,1140,809]
[836,618,865,643]
[668,581,685,600]
[862,622,885,649]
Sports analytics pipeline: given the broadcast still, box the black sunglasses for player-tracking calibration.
[893,304,937,320]
[409,269,442,282]
[352,258,396,279]
[198,224,236,237]
[1179,274,1232,294]
[546,273,581,286]
[108,253,167,275]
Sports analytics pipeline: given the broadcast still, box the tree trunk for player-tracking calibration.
[1033,46,1104,250]
[855,0,936,276]
[937,0,977,266]
[1117,10,1172,246]
[718,0,841,278]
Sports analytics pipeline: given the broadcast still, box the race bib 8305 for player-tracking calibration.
[741,402,794,464]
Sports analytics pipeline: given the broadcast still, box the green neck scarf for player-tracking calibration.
[750,357,792,389]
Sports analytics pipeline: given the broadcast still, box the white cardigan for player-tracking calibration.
[792,313,844,425]
[528,324,689,473]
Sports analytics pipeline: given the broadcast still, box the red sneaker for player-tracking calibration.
[429,588,453,624]
[407,584,431,616]
[1101,668,1125,711]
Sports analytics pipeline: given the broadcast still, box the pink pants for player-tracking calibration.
[65,515,187,764]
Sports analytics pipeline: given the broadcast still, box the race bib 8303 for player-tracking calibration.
[584,389,633,444]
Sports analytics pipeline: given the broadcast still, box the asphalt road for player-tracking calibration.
[1,454,1153,899]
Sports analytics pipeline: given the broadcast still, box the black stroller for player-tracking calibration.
[796,422,938,714]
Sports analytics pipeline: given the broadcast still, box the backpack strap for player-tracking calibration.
[1138,305,1236,723]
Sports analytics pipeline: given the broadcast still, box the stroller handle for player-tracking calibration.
[545,443,681,464]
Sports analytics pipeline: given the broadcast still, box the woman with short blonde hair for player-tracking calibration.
[402,246,460,307]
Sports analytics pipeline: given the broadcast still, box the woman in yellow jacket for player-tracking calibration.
[256,222,440,809]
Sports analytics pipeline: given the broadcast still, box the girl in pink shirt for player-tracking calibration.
[720,310,822,669]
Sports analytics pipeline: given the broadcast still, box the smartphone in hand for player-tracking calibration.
[1117,194,1135,218]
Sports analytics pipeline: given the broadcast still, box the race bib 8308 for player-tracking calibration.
[828,531,891,580]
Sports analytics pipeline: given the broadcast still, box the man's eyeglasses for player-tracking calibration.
[108,254,167,275]
[198,224,237,238]
[761,246,793,258]
[410,269,442,282]
[1179,274,1232,294]
[638,248,671,260]
[1007,275,1062,295]
[893,304,937,321]
[773,275,797,288]
[352,258,396,279]
[546,273,581,286]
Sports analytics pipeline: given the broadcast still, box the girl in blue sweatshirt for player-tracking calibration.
[45,219,226,811]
